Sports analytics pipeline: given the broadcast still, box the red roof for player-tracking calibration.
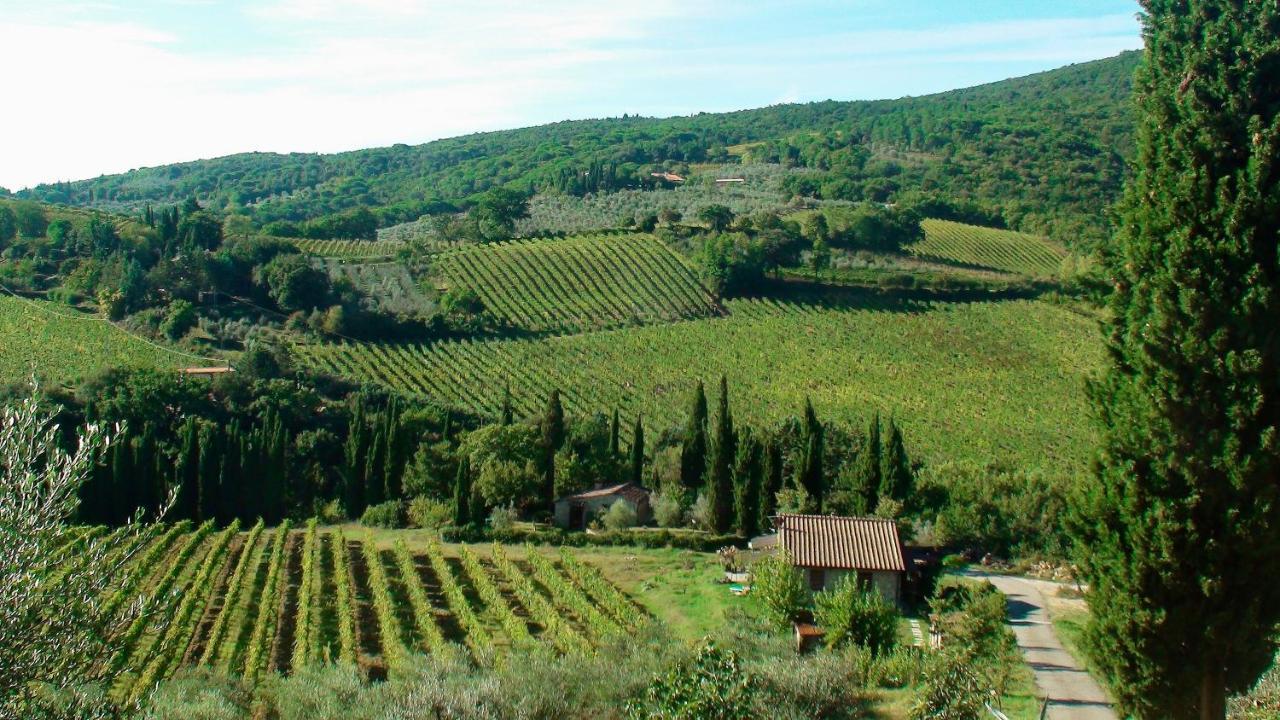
[776,514,905,572]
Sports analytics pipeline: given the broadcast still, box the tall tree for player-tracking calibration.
[759,437,784,531]
[452,456,472,527]
[540,390,565,511]
[879,418,912,505]
[706,377,736,533]
[629,415,645,486]
[1069,4,1280,718]
[796,399,825,512]
[609,409,621,457]
[852,414,882,514]
[680,381,709,491]
[734,432,762,538]
[176,417,200,522]
[500,384,514,425]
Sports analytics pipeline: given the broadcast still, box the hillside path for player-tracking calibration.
[965,572,1117,720]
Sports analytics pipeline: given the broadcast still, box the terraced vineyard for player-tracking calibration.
[292,238,406,258]
[431,233,719,333]
[297,296,1103,472]
[94,526,643,701]
[0,295,190,386]
[911,219,1069,277]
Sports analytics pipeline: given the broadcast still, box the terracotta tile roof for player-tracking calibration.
[776,514,905,572]
[559,482,649,504]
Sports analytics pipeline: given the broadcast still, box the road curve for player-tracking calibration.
[965,572,1117,720]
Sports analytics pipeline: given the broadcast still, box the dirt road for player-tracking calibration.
[966,572,1117,720]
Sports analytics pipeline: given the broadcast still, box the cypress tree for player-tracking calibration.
[110,436,132,524]
[343,400,367,516]
[383,403,405,502]
[176,417,200,522]
[197,422,221,524]
[1069,4,1280,718]
[706,377,736,533]
[365,427,386,508]
[852,414,881,515]
[609,408,620,457]
[220,422,242,524]
[133,428,159,522]
[679,381,709,491]
[629,415,645,486]
[759,437,783,531]
[796,399,825,512]
[733,432,762,538]
[540,390,565,511]
[879,418,912,505]
[500,384,513,425]
[452,456,471,527]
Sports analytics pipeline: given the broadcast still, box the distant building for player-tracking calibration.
[180,366,234,380]
[774,514,906,606]
[649,172,686,183]
[554,482,651,530]
[714,177,745,184]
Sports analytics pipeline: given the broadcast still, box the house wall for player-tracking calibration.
[554,494,650,529]
[801,567,902,607]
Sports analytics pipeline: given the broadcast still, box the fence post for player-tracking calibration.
[1038,697,1050,720]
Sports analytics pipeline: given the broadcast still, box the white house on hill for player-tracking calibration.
[774,514,906,606]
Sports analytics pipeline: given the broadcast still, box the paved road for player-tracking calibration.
[966,572,1117,720]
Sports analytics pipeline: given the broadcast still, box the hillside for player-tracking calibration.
[0,295,189,386]
[17,52,1139,246]
[431,234,719,334]
[911,219,1069,277]
[297,295,1104,473]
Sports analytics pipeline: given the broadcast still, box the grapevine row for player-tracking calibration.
[423,537,491,656]
[489,544,590,655]
[124,521,241,703]
[243,519,292,682]
[457,545,532,648]
[523,545,619,640]
[360,536,410,671]
[292,519,320,670]
[391,540,450,655]
[329,529,359,665]
[556,547,643,628]
[199,520,266,665]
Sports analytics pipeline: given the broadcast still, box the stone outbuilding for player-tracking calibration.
[774,513,906,606]
[553,482,651,530]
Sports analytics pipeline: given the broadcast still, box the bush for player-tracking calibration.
[406,496,451,529]
[359,500,406,529]
[602,500,638,531]
[161,299,198,340]
[487,504,517,533]
[650,488,685,528]
[813,575,899,654]
[752,551,810,630]
[627,641,755,720]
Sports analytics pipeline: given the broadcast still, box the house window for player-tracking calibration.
[809,568,826,591]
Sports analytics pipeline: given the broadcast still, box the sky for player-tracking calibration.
[0,0,1143,191]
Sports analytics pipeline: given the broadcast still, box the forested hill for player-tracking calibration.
[19,51,1139,246]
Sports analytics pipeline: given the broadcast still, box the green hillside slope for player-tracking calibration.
[0,295,189,386]
[432,234,719,333]
[297,296,1103,472]
[912,219,1069,277]
[19,53,1139,246]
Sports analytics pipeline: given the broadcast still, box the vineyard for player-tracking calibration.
[0,295,188,386]
[911,219,1069,277]
[296,296,1104,472]
[431,234,720,333]
[93,524,645,701]
[292,238,406,259]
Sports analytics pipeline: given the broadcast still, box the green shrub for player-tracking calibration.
[603,500,638,531]
[487,504,517,532]
[813,575,898,654]
[751,551,810,630]
[359,500,405,528]
[406,496,451,529]
[627,641,756,720]
[161,299,197,340]
[651,488,685,528]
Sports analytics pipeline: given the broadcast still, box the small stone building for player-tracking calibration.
[775,514,906,606]
[554,482,651,530]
